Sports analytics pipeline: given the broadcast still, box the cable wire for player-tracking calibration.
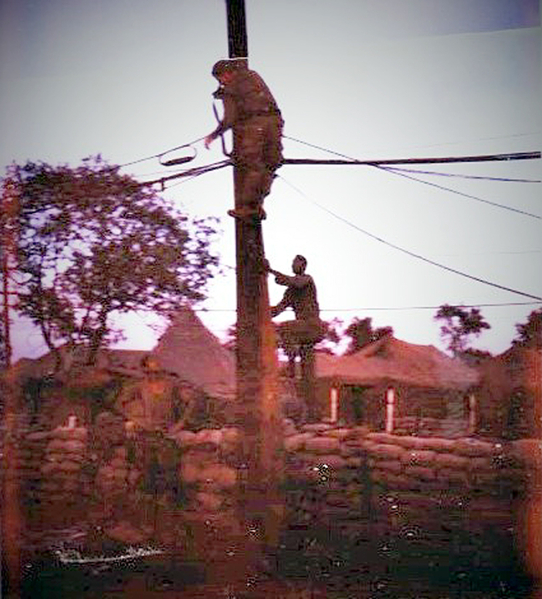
[193,301,541,313]
[383,166,541,184]
[375,165,541,220]
[141,160,231,188]
[278,174,542,302]
[284,136,542,220]
[119,136,206,168]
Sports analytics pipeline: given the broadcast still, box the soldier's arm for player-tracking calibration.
[205,92,238,148]
[271,290,291,318]
[274,273,311,289]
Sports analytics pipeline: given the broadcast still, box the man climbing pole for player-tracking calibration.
[205,59,283,221]
[266,255,326,421]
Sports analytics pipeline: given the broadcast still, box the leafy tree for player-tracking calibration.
[512,308,542,349]
[12,157,219,367]
[434,304,490,357]
[315,318,343,354]
[459,347,493,366]
[344,317,393,355]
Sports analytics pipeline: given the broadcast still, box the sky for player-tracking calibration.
[1,0,540,361]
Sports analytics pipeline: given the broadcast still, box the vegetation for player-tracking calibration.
[315,318,343,355]
[434,304,490,357]
[343,317,393,355]
[10,157,219,367]
[0,307,5,370]
[512,308,542,349]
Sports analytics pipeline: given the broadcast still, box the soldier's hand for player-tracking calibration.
[204,134,215,149]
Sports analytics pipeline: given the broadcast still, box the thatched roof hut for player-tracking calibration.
[150,306,235,400]
[316,336,478,390]
[313,336,479,432]
[12,307,236,428]
[14,347,149,381]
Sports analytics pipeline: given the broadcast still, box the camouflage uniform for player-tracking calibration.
[211,63,283,217]
[271,270,326,362]
[270,261,326,421]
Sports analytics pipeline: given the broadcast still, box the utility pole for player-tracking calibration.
[225,0,283,564]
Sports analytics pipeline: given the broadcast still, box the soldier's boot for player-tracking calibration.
[228,169,266,221]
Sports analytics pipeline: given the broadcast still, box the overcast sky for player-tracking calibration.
[1,0,540,360]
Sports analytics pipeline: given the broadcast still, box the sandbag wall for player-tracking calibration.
[169,426,240,520]
[19,426,88,526]
[282,421,371,542]
[282,424,540,552]
[14,413,186,551]
[13,416,540,560]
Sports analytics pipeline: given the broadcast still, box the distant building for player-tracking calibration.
[150,306,235,400]
[12,307,236,430]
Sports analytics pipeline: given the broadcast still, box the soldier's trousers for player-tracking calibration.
[234,115,283,209]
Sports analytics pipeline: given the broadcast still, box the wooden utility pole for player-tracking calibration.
[225,0,283,555]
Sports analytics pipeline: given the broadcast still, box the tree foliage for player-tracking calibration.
[0,265,5,370]
[315,318,343,354]
[434,304,490,357]
[344,317,393,355]
[12,157,219,366]
[512,308,542,349]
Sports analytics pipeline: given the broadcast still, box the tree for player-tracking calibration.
[512,308,542,349]
[0,310,5,371]
[12,157,219,367]
[315,318,343,355]
[344,317,393,355]
[0,264,6,370]
[434,304,490,357]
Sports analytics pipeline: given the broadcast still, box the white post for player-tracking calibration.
[468,393,477,435]
[330,387,339,423]
[385,387,395,434]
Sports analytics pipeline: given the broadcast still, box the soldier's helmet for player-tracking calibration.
[212,59,242,78]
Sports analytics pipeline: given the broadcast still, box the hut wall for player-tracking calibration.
[316,381,469,435]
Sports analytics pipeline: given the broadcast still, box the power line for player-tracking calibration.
[141,160,231,188]
[376,165,541,220]
[193,301,541,313]
[282,135,541,220]
[383,166,542,184]
[285,132,541,153]
[283,136,540,165]
[278,175,542,302]
[119,136,206,168]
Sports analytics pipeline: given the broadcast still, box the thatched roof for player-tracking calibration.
[316,335,479,391]
[13,347,149,381]
[478,344,541,391]
[150,306,235,399]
